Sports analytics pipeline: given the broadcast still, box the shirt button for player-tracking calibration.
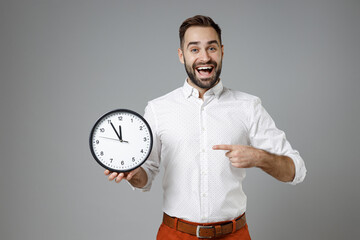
[202,193,207,197]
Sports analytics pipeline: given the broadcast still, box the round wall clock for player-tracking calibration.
[89,109,153,172]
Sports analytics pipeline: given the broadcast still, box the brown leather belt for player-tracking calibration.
[162,212,246,239]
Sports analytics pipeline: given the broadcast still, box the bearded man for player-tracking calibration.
[105,15,306,239]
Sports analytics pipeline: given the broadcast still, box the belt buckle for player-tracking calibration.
[196,225,214,239]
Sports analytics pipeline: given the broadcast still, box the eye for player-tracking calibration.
[209,47,217,52]
[190,48,199,53]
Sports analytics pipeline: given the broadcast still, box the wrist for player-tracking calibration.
[256,149,275,169]
[129,167,148,188]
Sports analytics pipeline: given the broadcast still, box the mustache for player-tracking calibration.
[192,60,217,69]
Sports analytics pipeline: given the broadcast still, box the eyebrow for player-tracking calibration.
[187,40,220,49]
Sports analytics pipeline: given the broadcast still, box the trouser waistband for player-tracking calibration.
[162,213,247,239]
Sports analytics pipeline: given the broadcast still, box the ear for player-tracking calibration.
[178,48,185,64]
[221,45,224,59]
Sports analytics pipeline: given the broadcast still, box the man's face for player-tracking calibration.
[178,26,224,90]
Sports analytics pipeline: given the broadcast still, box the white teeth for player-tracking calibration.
[197,66,213,70]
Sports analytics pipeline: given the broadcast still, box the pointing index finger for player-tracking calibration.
[212,144,234,151]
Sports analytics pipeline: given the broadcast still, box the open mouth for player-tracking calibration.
[195,65,214,78]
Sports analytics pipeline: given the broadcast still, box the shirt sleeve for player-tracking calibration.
[131,102,162,191]
[248,98,306,185]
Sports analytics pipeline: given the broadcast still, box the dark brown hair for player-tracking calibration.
[179,15,222,49]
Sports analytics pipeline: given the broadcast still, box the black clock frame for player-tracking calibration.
[89,109,153,173]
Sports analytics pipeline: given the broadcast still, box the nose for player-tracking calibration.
[198,49,210,62]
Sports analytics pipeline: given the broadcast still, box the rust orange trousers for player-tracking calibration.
[156,222,251,240]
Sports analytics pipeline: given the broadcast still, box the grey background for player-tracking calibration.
[1,0,359,239]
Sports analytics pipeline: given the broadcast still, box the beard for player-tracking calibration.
[184,59,222,90]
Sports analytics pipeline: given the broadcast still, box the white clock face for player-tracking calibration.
[90,109,153,172]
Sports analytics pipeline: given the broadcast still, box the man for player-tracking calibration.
[105,15,306,239]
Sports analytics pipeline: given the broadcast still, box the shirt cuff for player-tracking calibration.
[286,154,307,185]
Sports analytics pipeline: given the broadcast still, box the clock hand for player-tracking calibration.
[110,123,129,143]
[119,125,123,141]
[110,122,122,141]
[99,136,120,141]
[119,125,129,143]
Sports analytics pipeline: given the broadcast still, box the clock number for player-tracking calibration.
[139,126,143,131]
[121,161,124,165]
[140,149,144,153]
[110,158,113,163]
[131,118,134,123]
[100,151,104,156]
[100,128,105,132]
[143,137,147,142]
[118,116,123,121]
[107,120,112,124]
[132,157,135,162]
[96,140,99,144]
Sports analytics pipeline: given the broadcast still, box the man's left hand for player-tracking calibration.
[213,144,295,182]
[212,144,262,168]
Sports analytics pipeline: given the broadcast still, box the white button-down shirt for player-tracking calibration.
[140,80,306,223]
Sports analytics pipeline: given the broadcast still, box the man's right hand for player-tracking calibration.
[104,167,148,188]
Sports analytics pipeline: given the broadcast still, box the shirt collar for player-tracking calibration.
[182,79,224,99]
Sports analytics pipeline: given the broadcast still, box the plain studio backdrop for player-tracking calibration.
[1,0,359,239]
